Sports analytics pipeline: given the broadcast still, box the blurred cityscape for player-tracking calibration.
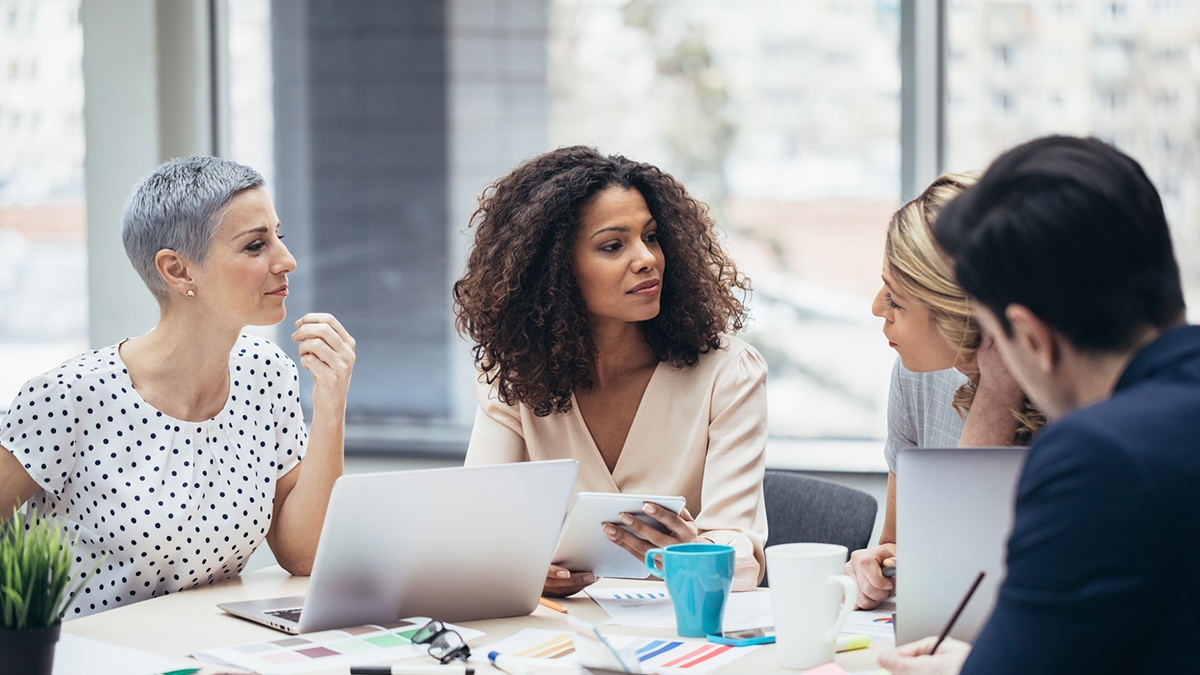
[3,0,1200,440]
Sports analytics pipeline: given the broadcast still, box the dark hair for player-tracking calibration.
[453,146,750,416]
[934,135,1185,352]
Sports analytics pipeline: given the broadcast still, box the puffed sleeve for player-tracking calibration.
[1,372,79,499]
[271,350,307,479]
[464,374,529,465]
[695,343,769,591]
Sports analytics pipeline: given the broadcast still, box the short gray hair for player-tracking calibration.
[122,156,264,299]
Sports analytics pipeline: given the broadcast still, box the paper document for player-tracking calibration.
[841,600,896,643]
[586,586,773,631]
[190,617,484,675]
[474,628,760,674]
[53,633,196,675]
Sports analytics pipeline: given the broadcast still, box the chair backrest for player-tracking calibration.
[761,470,879,586]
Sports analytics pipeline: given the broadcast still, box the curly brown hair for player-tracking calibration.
[453,146,751,417]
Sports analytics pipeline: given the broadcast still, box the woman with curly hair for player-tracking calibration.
[845,172,1044,609]
[454,146,767,596]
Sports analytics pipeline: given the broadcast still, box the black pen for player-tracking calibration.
[929,571,985,655]
[882,565,896,579]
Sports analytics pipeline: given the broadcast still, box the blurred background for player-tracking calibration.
[3,0,1200,558]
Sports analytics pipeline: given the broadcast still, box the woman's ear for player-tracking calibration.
[154,249,195,297]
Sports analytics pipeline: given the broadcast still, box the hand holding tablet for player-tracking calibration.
[551,492,689,580]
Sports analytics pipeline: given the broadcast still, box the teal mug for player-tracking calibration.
[645,543,735,638]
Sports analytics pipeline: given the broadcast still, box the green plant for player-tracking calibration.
[0,507,99,630]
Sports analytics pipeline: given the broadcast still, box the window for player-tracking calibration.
[947,0,1200,320]
[551,0,900,439]
[0,0,87,406]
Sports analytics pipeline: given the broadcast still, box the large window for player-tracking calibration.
[550,0,902,439]
[0,0,87,406]
[946,0,1200,314]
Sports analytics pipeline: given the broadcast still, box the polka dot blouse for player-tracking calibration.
[1,335,306,619]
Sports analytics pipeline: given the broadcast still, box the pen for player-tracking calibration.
[928,571,986,655]
[881,565,896,579]
[350,665,475,675]
[539,596,568,613]
[489,650,535,675]
[160,670,201,675]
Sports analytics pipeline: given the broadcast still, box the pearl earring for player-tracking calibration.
[186,289,195,298]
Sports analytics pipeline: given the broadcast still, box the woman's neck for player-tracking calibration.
[588,318,657,387]
[119,306,243,421]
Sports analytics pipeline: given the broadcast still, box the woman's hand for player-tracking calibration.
[973,334,1024,406]
[845,543,896,609]
[604,503,700,563]
[292,313,356,410]
[959,334,1025,447]
[879,637,971,675]
[543,564,596,598]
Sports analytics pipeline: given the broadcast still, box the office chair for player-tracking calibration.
[760,470,879,587]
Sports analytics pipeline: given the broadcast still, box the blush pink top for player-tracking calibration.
[465,336,769,590]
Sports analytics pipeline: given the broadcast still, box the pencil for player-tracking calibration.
[539,596,568,613]
[928,571,985,655]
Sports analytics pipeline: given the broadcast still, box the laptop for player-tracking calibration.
[894,446,1029,645]
[219,459,578,633]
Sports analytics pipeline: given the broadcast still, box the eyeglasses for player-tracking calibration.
[411,619,471,664]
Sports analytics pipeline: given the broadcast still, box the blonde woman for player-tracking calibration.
[846,173,1043,609]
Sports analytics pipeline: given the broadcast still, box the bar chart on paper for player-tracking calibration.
[474,629,760,674]
[585,587,774,631]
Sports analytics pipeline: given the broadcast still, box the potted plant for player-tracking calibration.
[0,507,99,675]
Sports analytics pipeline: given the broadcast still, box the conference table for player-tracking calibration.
[62,566,889,674]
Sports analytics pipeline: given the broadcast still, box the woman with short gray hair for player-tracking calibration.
[0,156,356,617]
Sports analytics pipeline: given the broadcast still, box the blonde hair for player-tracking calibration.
[885,172,1044,444]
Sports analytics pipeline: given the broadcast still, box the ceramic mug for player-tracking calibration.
[645,543,735,637]
[766,543,857,670]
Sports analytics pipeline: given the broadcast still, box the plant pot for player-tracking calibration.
[0,623,61,675]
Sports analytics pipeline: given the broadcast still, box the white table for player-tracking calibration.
[62,567,888,674]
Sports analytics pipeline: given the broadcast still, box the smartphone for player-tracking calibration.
[706,627,776,647]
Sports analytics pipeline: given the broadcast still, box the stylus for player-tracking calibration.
[489,651,534,675]
[350,666,475,675]
[882,565,896,578]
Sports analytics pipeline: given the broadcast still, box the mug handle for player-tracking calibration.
[645,548,666,578]
[824,575,859,643]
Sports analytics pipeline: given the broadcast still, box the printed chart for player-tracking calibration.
[842,601,896,643]
[191,618,484,675]
[474,628,759,675]
[586,586,774,631]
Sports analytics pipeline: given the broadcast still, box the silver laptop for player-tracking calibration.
[895,446,1029,644]
[219,459,578,633]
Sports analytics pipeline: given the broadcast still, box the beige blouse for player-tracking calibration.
[465,336,769,590]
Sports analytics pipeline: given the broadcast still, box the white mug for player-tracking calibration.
[766,543,858,670]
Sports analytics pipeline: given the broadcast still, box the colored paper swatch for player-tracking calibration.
[190,617,484,675]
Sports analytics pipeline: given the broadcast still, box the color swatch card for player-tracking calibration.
[474,628,759,674]
[190,617,484,675]
[586,586,774,631]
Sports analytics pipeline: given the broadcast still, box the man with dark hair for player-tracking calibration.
[880,135,1200,674]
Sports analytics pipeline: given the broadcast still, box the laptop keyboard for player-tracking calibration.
[265,608,303,623]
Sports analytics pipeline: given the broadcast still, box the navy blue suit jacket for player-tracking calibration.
[962,325,1200,673]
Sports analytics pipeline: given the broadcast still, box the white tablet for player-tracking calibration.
[551,492,687,579]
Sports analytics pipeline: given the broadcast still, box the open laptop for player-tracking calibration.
[894,446,1029,645]
[219,459,578,633]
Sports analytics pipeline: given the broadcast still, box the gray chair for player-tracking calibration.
[760,470,879,587]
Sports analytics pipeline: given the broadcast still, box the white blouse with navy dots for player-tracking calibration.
[1,335,306,618]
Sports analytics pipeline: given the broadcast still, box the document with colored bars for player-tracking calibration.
[472,628,760,674]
